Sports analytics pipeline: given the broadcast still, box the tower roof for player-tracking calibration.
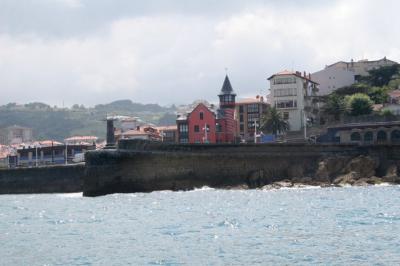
[220,75,236,95]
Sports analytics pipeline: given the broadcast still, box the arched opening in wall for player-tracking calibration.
[391,130,400,143]
[364,131,373,143]
[350,132,361,141]
[377,130,387,142]
[334,132,341,143]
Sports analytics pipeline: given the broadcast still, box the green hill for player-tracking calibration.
[0,100,177,141]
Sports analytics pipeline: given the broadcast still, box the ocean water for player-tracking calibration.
[1,186,400,265]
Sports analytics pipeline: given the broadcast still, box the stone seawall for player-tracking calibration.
[0,164,85,194]
[83,141,400,197]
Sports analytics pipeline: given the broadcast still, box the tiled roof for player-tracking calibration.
[65,136,98,142]
[155,126,177,131]
[267,70,318,84]
[236,97,265,104]
[389,90,400,98]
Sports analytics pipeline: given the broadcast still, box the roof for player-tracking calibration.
[31,140,63,146]
[65,136,98,142]
[236,97,266,104]
[219,75,236,95]
[267,70,318,84]
[389,90,400,98]
[121,130,151,136]
[326,57,398,68]
[155,125,177,131]
[176,101,217,121]
[327,121,400,130]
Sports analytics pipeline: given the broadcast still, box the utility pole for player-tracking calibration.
[304,112,307,140]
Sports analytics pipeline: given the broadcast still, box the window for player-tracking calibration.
[179,124,188,132]
[350,132,361,141]
[239,114,244,122]
[377,131,387,142]
[275,100,297,109]
[247,104,259,113]
[283,112,289,120]
[391,130,400,142]
[239,106,244,113]
[364,131,373,142]
[273,77,296,84]
[273,88,297,97]
[199,112,204,120]
[240,124,244,132]
[194,125,200,132]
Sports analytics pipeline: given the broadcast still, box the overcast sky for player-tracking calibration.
[1,0,399,107]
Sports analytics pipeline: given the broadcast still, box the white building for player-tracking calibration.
[311,57,398,95]
[268,70,319,131]
[311,67,355,95]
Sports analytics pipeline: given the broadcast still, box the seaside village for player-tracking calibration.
[1,57,400,168]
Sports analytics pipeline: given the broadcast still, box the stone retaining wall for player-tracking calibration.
[0,164,85,194]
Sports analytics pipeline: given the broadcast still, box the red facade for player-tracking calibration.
[187,104,216,143]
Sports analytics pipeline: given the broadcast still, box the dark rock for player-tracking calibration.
[344,155,378,179]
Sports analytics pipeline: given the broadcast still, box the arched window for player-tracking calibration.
[350,132,361,141]
[364,131,373,142]
[377,131,387,142]
[391,130,400,143]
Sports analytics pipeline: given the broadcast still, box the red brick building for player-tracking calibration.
[177,75,237,144]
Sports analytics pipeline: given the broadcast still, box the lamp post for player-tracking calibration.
[35,144,38,167]
[65,141,68,165]
[304,112,307,140]
[254,120,258,144]
[203,123,209,143]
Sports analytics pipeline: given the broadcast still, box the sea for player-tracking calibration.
[1,185,400,265]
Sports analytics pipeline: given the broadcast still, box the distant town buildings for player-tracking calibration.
[0,125,33,145]
[12,141,95,167]
[268,70,319,131]
[312,57,398,95]
[235,96,269,143]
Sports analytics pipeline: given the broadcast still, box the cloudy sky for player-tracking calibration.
[1,0,399,107]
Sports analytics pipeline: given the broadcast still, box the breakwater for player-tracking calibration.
[0,164,85,194]
[83,140,400,196]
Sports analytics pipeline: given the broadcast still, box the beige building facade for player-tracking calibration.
[312,57,398,95]
[235,97,269,143]
[268,71,319,131]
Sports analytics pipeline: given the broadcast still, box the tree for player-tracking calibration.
[323,93,346,120]
[260,107,289,136]
[345,93,373,116]
[367,86,389,104]
[363,64,400,87]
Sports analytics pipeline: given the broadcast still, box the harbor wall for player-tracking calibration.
[84,140,399,196]
[0,164,85,194]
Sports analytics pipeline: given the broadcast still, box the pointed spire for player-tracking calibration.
[220,75,235,94]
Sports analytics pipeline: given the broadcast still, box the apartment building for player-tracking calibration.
[235,96,269,143]
[268,70,319,131]
[312,57,398,95]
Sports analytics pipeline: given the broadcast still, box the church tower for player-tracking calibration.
[218,75,236,109]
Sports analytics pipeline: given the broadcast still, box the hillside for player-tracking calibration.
[0,100,177,141]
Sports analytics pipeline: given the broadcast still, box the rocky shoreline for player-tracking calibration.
[246,155,400,190]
